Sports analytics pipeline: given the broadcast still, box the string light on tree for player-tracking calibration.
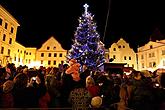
[67,3,105,70]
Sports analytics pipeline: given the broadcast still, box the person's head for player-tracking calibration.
[132,71,142,80]
[86,75,95,87]
[14,73,28,89]
[91,96,102,108]
[3,80,14,93]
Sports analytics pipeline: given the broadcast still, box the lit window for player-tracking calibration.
[11,27,14,33]
[0,18,2,25]
[3,34,6,41]
[1,47,4,54]
[149,62,152,67]
[54,53,57,57]
[41,53,44,57]
[59,53,62,57]
[54,60,56,65]
[47,46,50,50]
[124,56,126,60]
[149,53,151,58]
[150,45,153,49]
[113,55,116,59]
[8,49,10,56]
[48,60,51,65]
[41,60,43,64]
[9,38,12,44]
[48,53,51,57]
[5,22,8,29]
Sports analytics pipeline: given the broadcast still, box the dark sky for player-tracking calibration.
[1,0,165,52]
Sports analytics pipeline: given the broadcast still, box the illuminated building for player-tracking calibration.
[137,40,165,71]
[0,5,20,66]
[108,38,138,70]
[36,36,67,68]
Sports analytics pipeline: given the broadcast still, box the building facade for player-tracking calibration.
[0,5,20,66]
[137,40,165,71]
[108,38,138,70]
[36,36,67,68]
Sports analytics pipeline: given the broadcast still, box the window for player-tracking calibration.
[8,49,10,56]
[1,47,4,54]
[141,55,144,59]
[149,62,152,67]
[26,52,28,55]
[150,45,153,49]
[0,18,2,25]
[5,22,8,29]
[3,34,6,41]
[54,53,57,57]
[61,61,64,64]
[142,63,144,68]
[118,45,121,48]
[113,55,116,59]
[124,56,126,60]
[152,52,155,57]
[162,50,165,55]
[48,53,51,57]
[163,60,165,66]
[29,59,31,64]
[18,49,19,52]
[18,58,20,62]
[59,53,62,57]
[20,50,22,54]
[53,47,56,50]
[11,27,14,33]
[123,46,125,48]
[47,46,50,50]
[29,52,31,55]
[9,38,12,44]
[149,53,151,58]
[14,57,16,61]
[41,53,44,57]
[48,60,51,65]
[129,56,131,60]
[153,62,156,67]
[26,59,28,63]
[113,48,116,51]
[41,60,43,64]
[54,60,56,65]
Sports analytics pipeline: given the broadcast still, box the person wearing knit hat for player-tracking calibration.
[91,96,102,108]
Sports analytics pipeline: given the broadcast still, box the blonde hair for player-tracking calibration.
[86,75,95,87]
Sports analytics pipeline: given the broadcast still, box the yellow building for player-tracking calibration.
[36,36,67,68]
[137,40,165,71]
[108,38,138,70]
[0,5,20,66]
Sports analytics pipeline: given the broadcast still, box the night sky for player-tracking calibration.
[1,0,165,52]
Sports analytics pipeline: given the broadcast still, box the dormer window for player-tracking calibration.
[150,45,153,49]
[47,46,50,50]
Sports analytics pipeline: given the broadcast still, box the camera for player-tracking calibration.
[32,77,36,81]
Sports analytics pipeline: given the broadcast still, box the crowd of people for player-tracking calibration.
[1,60,165,110]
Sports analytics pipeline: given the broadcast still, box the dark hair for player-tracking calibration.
[14,73,28,89]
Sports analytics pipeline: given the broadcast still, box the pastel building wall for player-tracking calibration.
[108,38,138,70]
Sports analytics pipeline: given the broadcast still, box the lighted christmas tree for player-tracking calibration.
[67,4,105,70]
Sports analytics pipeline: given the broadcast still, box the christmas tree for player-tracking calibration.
[67,4,105,70]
